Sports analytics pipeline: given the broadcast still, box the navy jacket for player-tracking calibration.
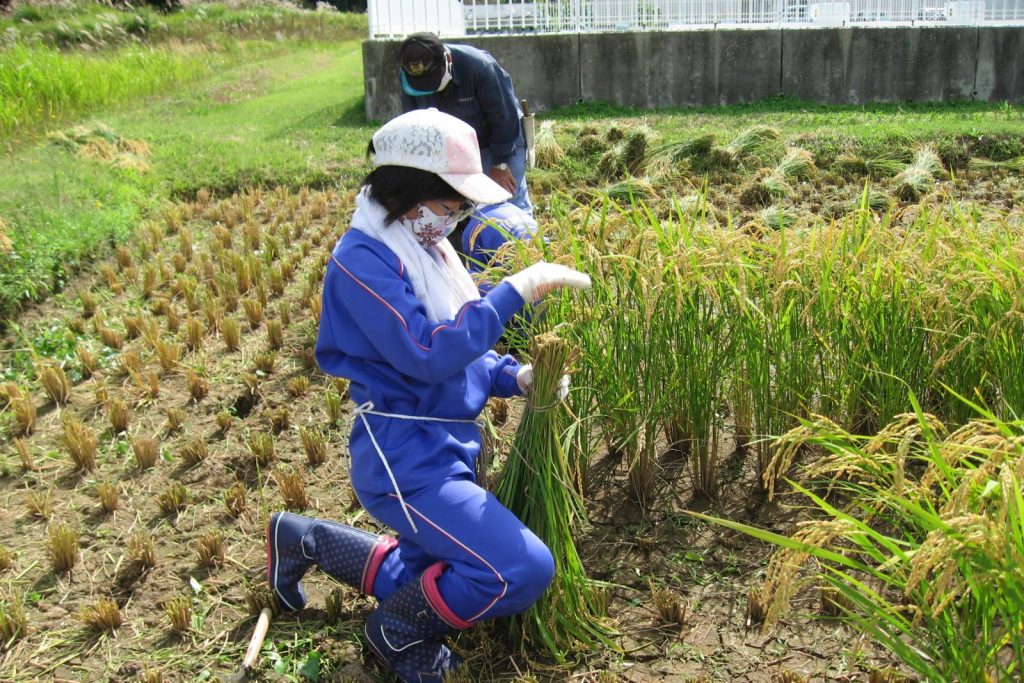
[401,44,522,165]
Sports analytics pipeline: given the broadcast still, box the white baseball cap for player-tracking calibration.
[372,108,512,205]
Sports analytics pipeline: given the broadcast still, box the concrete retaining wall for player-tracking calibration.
[363,27,1023,121]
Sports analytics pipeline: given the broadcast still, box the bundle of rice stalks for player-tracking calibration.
[836,152,905,177]
[47,523,79,573]
[894,147,944,201]
[494,332,612,660]
[739,169,791,207]
[775,147,816,180]
[0,596,27,646]
[61,413,97,471]
[593,177,657,204]
[535,121,565,168]
[38,364,72,405]
[598,129,651,179]
[164,595,192,634]
[194,531,225,568]
[966,156,1024,173]
[718,125,780,167]
[650,133,716,171]
[79,598,122,634]
[756,205,798,231]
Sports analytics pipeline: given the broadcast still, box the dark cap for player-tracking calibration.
[400,32,446,93]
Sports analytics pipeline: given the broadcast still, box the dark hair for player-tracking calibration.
[362,141,462,223]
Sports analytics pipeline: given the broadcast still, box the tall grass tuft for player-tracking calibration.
[38,364,72,405]
[61,413,97,471]
[79,598,122,634]
[47,523,79,573]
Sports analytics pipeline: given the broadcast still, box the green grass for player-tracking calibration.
[0,40,373,323]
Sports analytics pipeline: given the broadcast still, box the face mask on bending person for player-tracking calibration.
[401,199,476,248]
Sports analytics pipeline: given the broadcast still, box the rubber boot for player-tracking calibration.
[364,563,467,682]
[267,511,398,612]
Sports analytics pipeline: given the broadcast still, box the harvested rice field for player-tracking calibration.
[2,19,1023,679]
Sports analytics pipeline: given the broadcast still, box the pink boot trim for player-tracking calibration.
[421,562,472,629]
[360,536,398,595]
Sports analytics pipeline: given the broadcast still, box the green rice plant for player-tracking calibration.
[696,407,1024,683]
[495,332,613,660]
[894,146,944,201]
[47,523,79,573]
[0,597,28,647]
[325,390,343,425]
[534,120,565,168]
[324,587,346,624]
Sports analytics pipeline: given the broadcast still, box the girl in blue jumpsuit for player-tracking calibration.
[266,108,589,682]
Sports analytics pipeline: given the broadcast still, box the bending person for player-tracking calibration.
[266,108,590,682]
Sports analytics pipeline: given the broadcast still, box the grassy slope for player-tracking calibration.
[0,40,372,324]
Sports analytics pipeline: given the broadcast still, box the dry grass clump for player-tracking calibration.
[300,427,327,466]
[649,580,687,628]
[130,369,160,399]
[836,151,904,177]
[287,376,310,398]
[61,413,97,471]
[325,390,343,425]
[79,290,98,318]
[180,437,208,467]
[25,487,54,519]
[254,352,276,374]
[164,407,186,433]
[79,598,123,634]
[267,406,289,433]
[99,325,124,350]
[266,319,284,350]
[158,483,188,515]
[719,125,780,166]
[243,582,277,617]
[194,531,225,568]
[0,598,28,647]
[745,586,768,629]
[0,545,12,571]
[106,397,131,434]
[223,483,247,518]
[13,437,35,471]
[183,317,205,353]
[38,364,72,405]
[164,595,192,634]
[11,392,37,435]
[772,672,809,683]
[128,532,156,568]
[242,298,263,329]
[47,523,79,572]
[76,345,100,378]
[132,435,160,471]
[96,481,119,513]
[187,369,209,402]
[220,317,241,352]
[216,410,233,433]
[276,467,308,510]
[247,432,276,466]
[154,339,181,372]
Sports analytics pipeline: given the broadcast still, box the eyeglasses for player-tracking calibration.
[441,200,477,223]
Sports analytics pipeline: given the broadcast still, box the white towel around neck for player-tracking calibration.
[350,188,480,323]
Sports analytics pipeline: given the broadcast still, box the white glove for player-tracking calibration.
[516,364,570,401]
[504,261,592,303]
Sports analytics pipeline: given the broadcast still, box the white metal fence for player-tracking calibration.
[368,0,1024,37]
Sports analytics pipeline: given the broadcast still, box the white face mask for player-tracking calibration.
[403,204,460,248]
